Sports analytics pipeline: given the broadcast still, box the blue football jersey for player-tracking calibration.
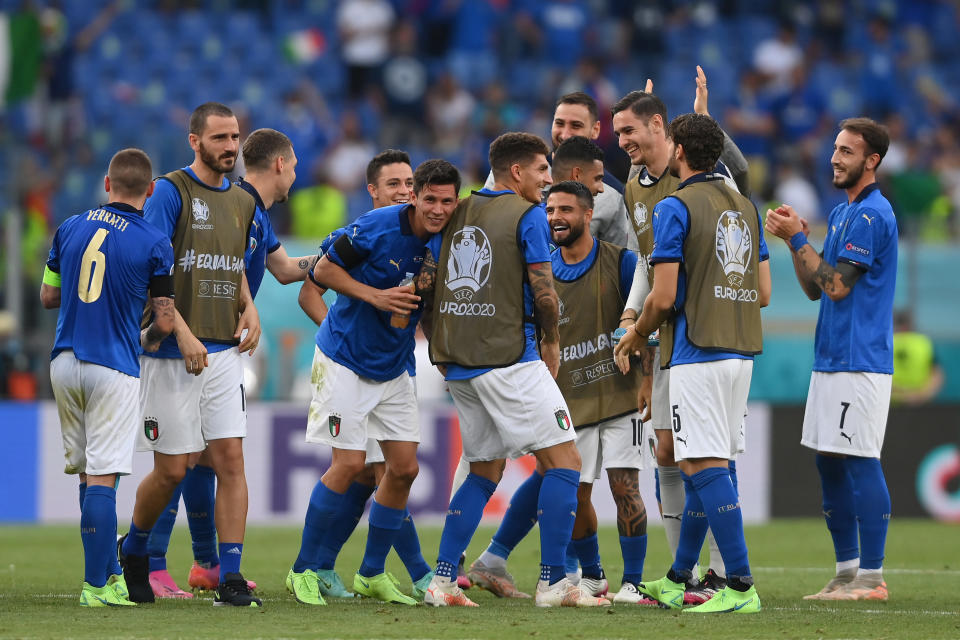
[814,184,898,373]
[47,203,174,377]
[238,178,281,299]
[315,204,438,381]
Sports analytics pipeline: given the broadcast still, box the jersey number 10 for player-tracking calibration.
[78,228,109,303]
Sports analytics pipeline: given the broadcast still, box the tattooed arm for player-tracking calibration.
[528,260,560,378]
[141,296,175,352]
[414,248,439,340]
[766,204,863,302]
[266,245,319,284]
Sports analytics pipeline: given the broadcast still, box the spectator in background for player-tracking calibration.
[380,20,429,148]
[891,310,945,405]
[323,111,376,193]
[725,70,777,196]
[753,20,803,93]
[426,72,476,155]
[290,164,347,241]
[773,155,822,227]
[337,0,395,99]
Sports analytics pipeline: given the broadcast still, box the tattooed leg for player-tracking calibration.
[608,468,646,537]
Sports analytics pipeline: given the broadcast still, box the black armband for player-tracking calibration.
[149,274,175,298]
[332,233,364,271]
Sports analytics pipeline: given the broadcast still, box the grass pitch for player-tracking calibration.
[0,519,957,639]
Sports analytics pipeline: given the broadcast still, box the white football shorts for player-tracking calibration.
[137,347,247,455]
[50,351,140,476]
[577,411,652,483]
[801,371,891,458]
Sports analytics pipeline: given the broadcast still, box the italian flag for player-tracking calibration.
[0,8,43,107]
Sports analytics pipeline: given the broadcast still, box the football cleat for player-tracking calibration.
[803,571,857,600]
[816,575,887,601]
[353,572,418,605]
[315,569,356,598]
[412,570,435,600]
[423,575,479,607]
[214,572,262,607]
[285,568,326,605]
[579,576,609,597]
[117,534,154,603]
[684,585,761,614]
[466,559,531,598]
[80,581,137,607]
[534,578,611,608]
[107,573,129,600]
[189,562,257,592]
[611,581,659,605]
[149,569,193,599]
[637,575,685,610]
[456,553,472,589]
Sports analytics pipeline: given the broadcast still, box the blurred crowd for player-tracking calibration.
[3,0,960,397]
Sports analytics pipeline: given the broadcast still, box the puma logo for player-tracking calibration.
[389,259,402,271]
[676,436,687,445]
[861,213,875,225]
[840,431,853,444]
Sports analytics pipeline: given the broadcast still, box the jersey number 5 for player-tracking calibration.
[78,228,109,303]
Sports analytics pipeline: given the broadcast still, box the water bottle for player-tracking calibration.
[390,272,415,329]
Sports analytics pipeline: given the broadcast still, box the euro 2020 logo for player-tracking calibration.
[446,225,492,302]
[715,210,752,287]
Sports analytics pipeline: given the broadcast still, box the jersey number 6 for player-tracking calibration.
[78,228,109,303]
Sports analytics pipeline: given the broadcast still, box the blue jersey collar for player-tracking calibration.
[399,203,414,235]
[677,171,723,189]
[852,182,879,204]
[235,177,266,212]
[183,166,231,191]
[103,202,143,216]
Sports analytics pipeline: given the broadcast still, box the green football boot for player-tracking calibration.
[285,569,326,605]
[637,575,686,610]
[353,572,418,605]
[684,585,761,614]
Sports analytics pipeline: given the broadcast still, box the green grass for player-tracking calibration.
[1,519,958,639]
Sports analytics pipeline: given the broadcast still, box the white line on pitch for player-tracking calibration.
[755,566,960,576]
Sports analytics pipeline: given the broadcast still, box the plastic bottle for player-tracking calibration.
[390,272,415,329]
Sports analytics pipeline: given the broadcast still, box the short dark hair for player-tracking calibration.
[413,158,461,194]
[552,136,604,180]
[556,91,598,124]
[189,102,234,136]
[242,128,293,172]
[489,132,550,179]
[667,113,724,172]
[366,149,411,185]
[547,180,593,211]
[839,117,890,165]
[107,148,153,196]
[610,90,668,122]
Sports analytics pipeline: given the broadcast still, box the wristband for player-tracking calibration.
[789,232,809,253]
[42,265,61,287]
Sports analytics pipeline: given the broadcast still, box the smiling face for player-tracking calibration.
[546,191,590,248]
[192,114,240,175]
[612,109,659,167]
[831,128,875,190]
[515,153,552,204]
[369,162,414,208]
[551,102,601,150]
[410,183,459,237]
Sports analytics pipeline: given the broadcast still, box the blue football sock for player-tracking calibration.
[218,542,243,581]
[654,467,661,506]
[293,481,346,573]
[538,468,579,585]
[359,501,406,578]
[81,485,117,588]
[147,483,182,572]
[728,459,739,495]
[573,533,603,579]
[393,509,431,582]
[488,470,542,560]
[620,534,647,585]
[815,453,860,562]
[693,467,751,581]
[78,483,86,510]
[847,456,890,570]
[317,481,374,570]
[564,539,579,575]
[672,472,708,578]
[436,473,497,573]
[183,465,219,568]
[123,520,152,557]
